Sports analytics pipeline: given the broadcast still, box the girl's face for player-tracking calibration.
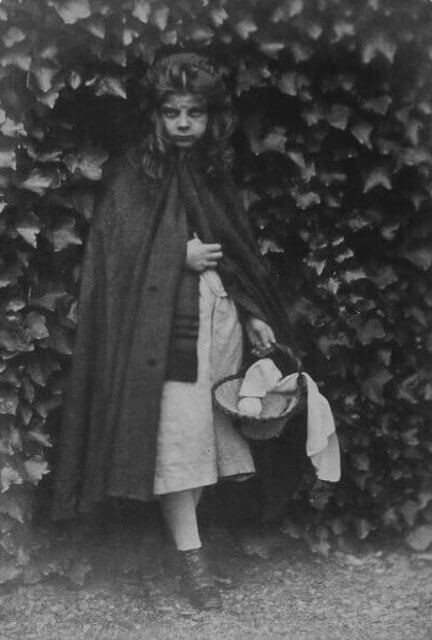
[158,93,209,149]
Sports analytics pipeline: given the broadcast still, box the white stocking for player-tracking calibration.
[159,488,203,551]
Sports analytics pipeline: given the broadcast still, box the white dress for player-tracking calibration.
[153,269,255,495]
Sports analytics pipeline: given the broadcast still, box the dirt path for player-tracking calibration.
[1,528,431,640]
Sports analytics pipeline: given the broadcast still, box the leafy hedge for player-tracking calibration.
[1,0,432,581]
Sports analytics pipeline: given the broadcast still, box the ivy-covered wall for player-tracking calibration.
[1,0,432,581]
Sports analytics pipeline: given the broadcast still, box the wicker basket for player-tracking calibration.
[212,370,306,441]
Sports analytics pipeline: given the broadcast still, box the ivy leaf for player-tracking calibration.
[369,265,398,289]
[351,122,373,148]
[0,52,32,71]
[343,268,368,283]
[258,238,284,255]
[257,39,285,58]
[190,26,213,44]
[1,466,23,493]
[399,148,432,167]
[0,322,33,353]
[132,0,151,22]
[29,282,65,312]
[363,167,392,192]
[305,256,326,275]
[0,148,16,170]
[69,70,82,90]
[30,64,59,93]
[327,104,351,130]
[271,0,304,21]
[49,0,91,24]
[210,7,228,26]
[235,18,258,40]
[352,452,370,471]
[305,22,323,40]
[23,457,49,485]
[20,168,61,195]
[0,491,27,523]
[362,367,393,403]
[66,149,108,181]
[2,27,26,48]
[350,318,386,345]
[249,126,287,155]
[83,15,106,39]
[400,500,420,527]
[293,191,321,209]
[333,21,355,42]
[401,246,432,270]
[49,216,82,252]
[362,33,397,64]
[0,388,19,415]
[16,213,41,248]
[37,88,62,109]
[1,118,27,138]
[363,96,392,115]
[94,76,126,100]
[27,429,51,448]
[151,4,169,31]
[406,525,432,551]
[290,41,312,63]
[354,518,374,540]
[24,312,49,340]
[43,325,73,355]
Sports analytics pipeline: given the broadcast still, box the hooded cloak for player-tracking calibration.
[50,146,299,521]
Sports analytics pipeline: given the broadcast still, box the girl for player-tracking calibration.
[51,52,301,611]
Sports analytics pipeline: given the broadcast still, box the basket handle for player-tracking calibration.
[271,342,302,370]
[241,341,301,375]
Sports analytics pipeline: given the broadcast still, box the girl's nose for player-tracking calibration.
[178,112,190,130]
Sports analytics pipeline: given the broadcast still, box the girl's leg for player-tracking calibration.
[159,487,221,611]
[159,489,202,551]
[192,486,203,508]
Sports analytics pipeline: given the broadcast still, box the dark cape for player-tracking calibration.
[50,147,301,521]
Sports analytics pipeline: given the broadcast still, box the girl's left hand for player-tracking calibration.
[245,317,276,357]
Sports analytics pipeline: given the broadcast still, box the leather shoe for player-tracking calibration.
[178,548,222,611]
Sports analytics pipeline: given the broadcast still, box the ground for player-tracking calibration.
[1,520,431,640]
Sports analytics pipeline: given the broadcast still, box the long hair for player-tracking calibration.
[141,52,236,179]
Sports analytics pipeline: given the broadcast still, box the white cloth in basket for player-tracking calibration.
[238,358,282,417]
[239,359,341,482]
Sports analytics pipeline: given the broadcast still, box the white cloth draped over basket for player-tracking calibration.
[238,360,341,483]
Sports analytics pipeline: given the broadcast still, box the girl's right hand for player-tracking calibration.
[186,237,223,272]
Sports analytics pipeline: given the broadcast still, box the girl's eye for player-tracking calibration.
[161,108,178,118]
[190,109,206,117]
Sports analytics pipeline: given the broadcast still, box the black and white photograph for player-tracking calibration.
[0,0,431,638]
